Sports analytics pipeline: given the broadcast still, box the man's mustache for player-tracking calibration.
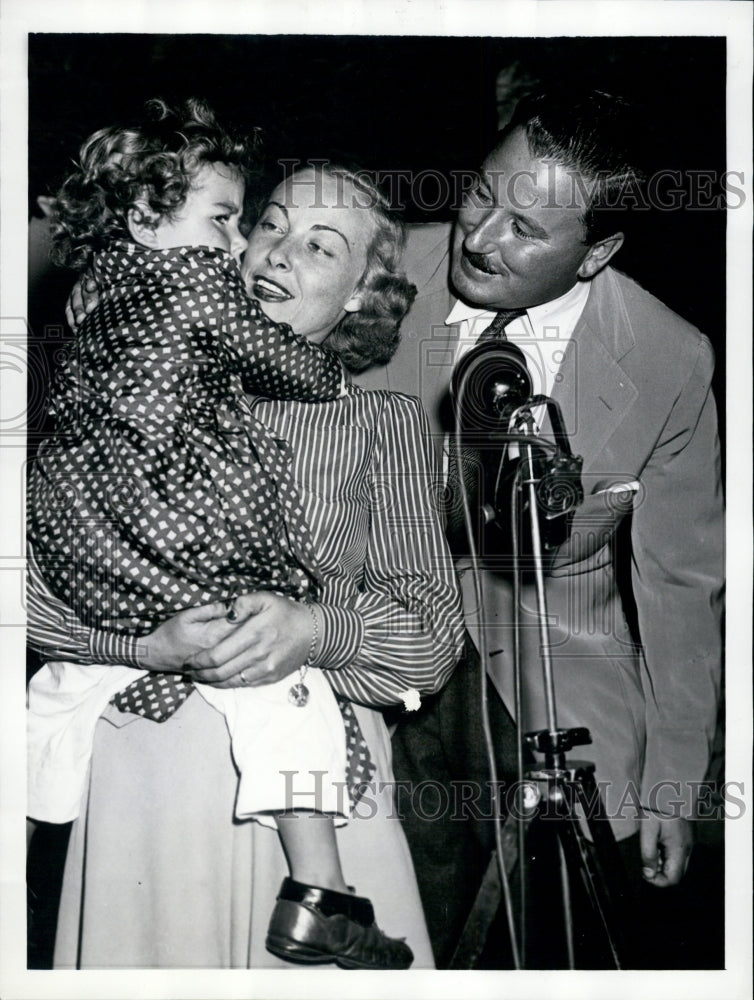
[462,248,497,274]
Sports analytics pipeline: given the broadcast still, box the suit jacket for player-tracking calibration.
[358,222,724,836]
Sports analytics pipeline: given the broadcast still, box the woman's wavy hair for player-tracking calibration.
[51,98,257,270]
[310,165,417,374]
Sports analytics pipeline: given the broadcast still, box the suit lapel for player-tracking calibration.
[550,269,639,476]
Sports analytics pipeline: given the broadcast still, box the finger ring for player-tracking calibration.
[240,671,249,685]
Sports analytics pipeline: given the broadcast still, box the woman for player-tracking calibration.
[27,163,464,969]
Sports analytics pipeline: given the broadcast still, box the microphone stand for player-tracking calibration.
[447,387,634,971]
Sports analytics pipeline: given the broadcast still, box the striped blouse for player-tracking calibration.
[27,386,464,708]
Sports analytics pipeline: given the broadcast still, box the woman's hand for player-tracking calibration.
[133,601,240,673]
[65,271,99,330]
[181,592,314,689]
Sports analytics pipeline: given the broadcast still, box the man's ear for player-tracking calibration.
[126,201,162,247]
[578,233,624,280]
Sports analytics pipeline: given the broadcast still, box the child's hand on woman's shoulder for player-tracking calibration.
[65,271,99,330]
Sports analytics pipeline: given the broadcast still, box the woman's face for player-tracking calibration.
[242,169,374,342]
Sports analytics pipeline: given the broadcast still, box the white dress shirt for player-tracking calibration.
[444,280,590,472]
[446,278,591,399]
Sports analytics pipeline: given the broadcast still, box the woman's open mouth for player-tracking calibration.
[252,276,294,303]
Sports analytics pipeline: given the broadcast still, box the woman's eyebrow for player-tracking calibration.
[310,224,350,251]
[266,201,350,250]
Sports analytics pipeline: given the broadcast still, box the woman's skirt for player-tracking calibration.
[53,692,434,968]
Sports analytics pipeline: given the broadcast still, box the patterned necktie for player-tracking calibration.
[111,671,375,806]
[477,307,527,344]
[445,308,527,552]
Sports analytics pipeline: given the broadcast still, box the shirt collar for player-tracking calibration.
[445,279,590,334]
[527,280,590,333]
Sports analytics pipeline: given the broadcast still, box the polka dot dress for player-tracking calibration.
[27,242,343,633]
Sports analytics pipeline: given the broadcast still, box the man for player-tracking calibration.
[359,90,723,966]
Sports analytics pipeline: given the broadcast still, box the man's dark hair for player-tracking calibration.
[508,89,646,244]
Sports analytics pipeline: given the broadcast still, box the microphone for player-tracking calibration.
[450,340,583,557]
[450,341,533,434]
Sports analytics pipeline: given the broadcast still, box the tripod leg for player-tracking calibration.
[555,816,625,968]
[548,768,635,969]
[447,850,503,969]
[447,805,536,969]
[575,770,634,965]
[557,838,575,968]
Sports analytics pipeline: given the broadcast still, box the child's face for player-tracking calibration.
[151,162,248,264]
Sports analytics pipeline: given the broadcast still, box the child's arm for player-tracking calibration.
[66,253,346,403]
[215,260,344,402]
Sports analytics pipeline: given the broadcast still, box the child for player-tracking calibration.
[26,98,412,969]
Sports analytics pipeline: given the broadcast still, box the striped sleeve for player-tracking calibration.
[26,544,143,668]
[313,394,464,707]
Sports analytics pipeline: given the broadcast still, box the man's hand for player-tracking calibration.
[65,272,99,330]
[182,591,313,689]
[132,601,240,673]
[640,813,694,887]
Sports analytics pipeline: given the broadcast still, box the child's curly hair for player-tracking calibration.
[51,98,257,270]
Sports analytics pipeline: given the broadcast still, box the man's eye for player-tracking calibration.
[214,214,230,224]
[511,220,535,240]
[465,179,494,207]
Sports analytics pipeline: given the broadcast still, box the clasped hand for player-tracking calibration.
[135,592,313,689]
[640,811,693,888]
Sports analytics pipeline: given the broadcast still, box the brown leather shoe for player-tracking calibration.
[266,877,414,969]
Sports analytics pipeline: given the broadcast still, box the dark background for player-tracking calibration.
[29,34,727,343]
